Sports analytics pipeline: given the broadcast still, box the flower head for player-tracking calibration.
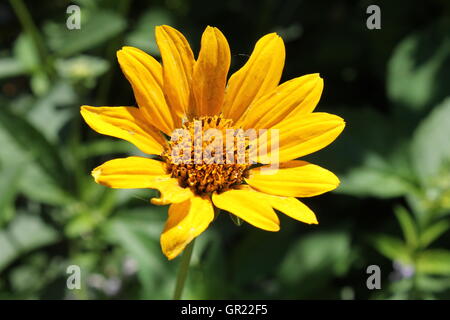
[81,25,345,260]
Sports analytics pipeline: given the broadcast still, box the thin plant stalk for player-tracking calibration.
[173,239,195,300]
[9,0,50,74]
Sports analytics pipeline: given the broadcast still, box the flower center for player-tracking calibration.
[162,115,250,195]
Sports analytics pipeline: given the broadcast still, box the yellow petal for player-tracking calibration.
[263,194,318,224]
[258,112,345,163]
[150,177,194,205]
[191,26,231,117]
[80,106,166,155]
[222,33,285,122]
[155,25,195,119]
[245,160,340,197]
[92,156,193,204]
[161,196,214,260]
[92,157,168,188]
[212,188,280,231]
[117,46,176,134]
[238,74,324,129]
[236,185,318,224]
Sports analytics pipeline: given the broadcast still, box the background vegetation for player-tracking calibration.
[0,0,449,299]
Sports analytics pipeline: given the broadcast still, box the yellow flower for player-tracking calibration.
[80,25,345,260]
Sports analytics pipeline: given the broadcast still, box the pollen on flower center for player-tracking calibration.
[162,115,250,195]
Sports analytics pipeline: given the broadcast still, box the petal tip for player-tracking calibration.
[165,252,178,260]
[155,24,176,34]
[116,47,132,57]
[270,223,281,232]
[162,247,179,260]
[116,49,125,59]
[91,168,102,183]
[151,197,171,206]
[310,215,319,224]
[80,105,94,119]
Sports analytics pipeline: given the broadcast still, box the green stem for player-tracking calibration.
[409,252,419,299]
[95,0,131,105]
[173,239,195,300]
[9,0,49,71]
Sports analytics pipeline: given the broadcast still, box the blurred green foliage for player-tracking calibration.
[0,0,449,299]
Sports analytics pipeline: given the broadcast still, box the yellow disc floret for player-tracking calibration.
[162,115,250,195]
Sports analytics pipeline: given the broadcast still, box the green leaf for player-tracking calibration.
[125,9,174,55]
[78,139,134,159]
[417,274,450,293]
[30,71,50,96]
[55,55,109,86]
[419,221,450,249]
[19,164,74,206]
[13,33,40,72]
[372,234,410,262]
[103,206,174,299]
[65,211,99,237]
[0,107,70,190]
[278,231,352,287]
[308,107,415,199]
[0,106,72,206]
[10,264,43,293]
[411,98,450,186]
[0,214,59,272]
[416,249,450,276]
[394,206,418,247]
[0,116,30,165]
[45,11,126,57]
[230,221,297,292]
[0,57,26,78]
[387,19,450,112]
[186,230,226,299]
[338,163,412,198]
[0,163,23,226]
[27,81,76,142]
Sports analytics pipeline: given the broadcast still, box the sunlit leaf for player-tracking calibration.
[19,164,74,206]
[125,9,174,55]
[78,139,134,159]
[0,108,70,190]
[103,207,174,299]
[412,98,450,186]
[372,234,410,263]
[13,33,40,72]
[417,274,450,293]
[308,107,415,199]
[45,11,126,57]
[0,163,22,226]
[394,206,418,247]
[0,214,59,272]
[27,81,76,142]
[387,19,450,112]
[277,231,352,298]
[55,55,109,88]
[338,163,413,198]
[0,57,26,78]
[30,71,50,96]
[419,221,450,249]
[416,249,450,276]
